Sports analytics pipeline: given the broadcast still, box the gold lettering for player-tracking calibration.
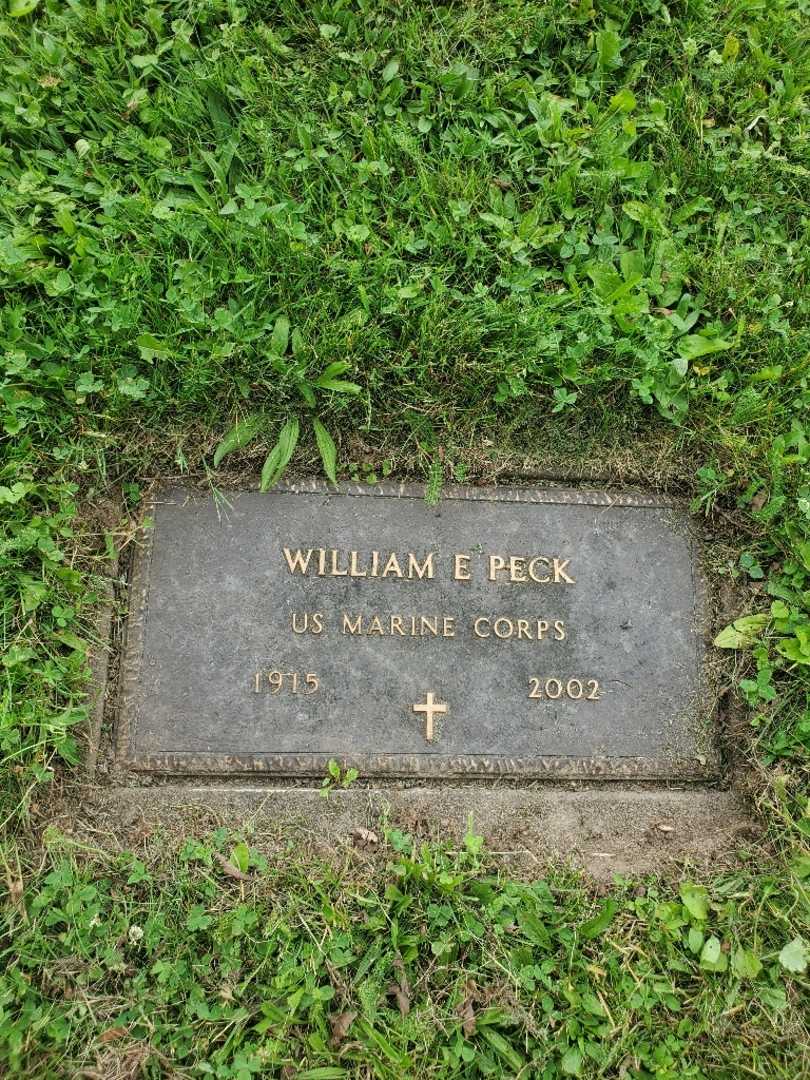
[330,549,348,576]
[283,547,313,575]
[528,556,551,583]
[509,556,528,582]
[536,619,549,639]
[317,548,326,576]
[554,619,566,640]
[408,552,435,579]
[488,555,507,581]
[370,550,380,576]
[493,617,513,639]
[553,558,575,584]
[454,553,471,581]
[382,552,403,578]
[474,617,490,638]
[291,612,308,634]
[349,550,367,577]
[340,611,459,636]
[516,618,531,639]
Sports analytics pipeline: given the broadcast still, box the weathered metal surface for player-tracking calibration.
[116,483,713,779]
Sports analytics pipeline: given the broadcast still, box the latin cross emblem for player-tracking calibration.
[412,691,447,743]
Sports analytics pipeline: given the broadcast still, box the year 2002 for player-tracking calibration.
[253,670,319,694]
[528,677,601,701]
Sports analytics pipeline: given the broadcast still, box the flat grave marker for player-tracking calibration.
[116,483,714,779]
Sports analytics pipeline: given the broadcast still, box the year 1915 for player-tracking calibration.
[253,670,319,694]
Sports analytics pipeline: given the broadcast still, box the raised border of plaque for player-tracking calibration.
[114,481,716,781]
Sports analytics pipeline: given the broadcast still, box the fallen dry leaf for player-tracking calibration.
[351,826,379,846]
[387,980,410,1017]
[388,952,411,1016]
[751,490,768,512]
[213,851,251,882]
[329,1010,357,1048]
[456,982,477,1037]
[98,1026,128,1044]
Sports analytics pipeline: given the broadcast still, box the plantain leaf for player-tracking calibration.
[313,361,360,394]
[9,0,40,15]
[778,937,808,974]
[596,28,621,71]
[732,947,762,979]
[296,1069,348,1079]
[230,841,249,874]
[382,59,400,83]
[317,361,351,380]
[206,89,233,140]
[314,378,362,394]
[260,418,300,491]
[313,418,337,483]
[610,88,636,113]
[699,935,727,971]
[678,334,734,361]
[776,637,810,665]
[270,314,290,356]
[680,882,709,920]
[479,1028,525,1073]
[578,898,618,939]
[213,413,263,468]
[713,613,769,649]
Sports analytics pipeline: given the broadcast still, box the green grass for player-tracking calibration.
[2,822,809,1078]
[0,0,809,1074]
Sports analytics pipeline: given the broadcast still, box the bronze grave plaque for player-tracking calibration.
[116,483,714,779]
